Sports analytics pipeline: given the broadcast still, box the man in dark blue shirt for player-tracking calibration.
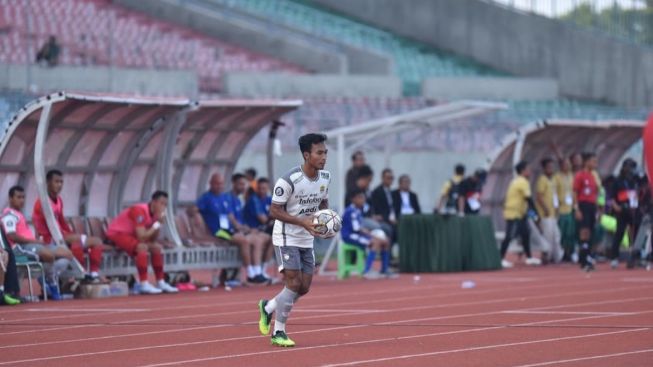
[244,177,275,280]
[244,178,273,233]
[342,189,391,278]
[197,172,267,283]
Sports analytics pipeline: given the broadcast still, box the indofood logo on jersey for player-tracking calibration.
[298,197,323,205]
[297,194,322,215]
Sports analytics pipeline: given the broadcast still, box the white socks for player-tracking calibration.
[274,321,286,333]
[265,298,277,314]
[247,265,263,278]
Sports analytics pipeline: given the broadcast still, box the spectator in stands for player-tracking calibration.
[345,151,366,197]
[458,169,487,215]
[342,189,392,279]
[197,173,268,283]
[499,161,541,268]
[2,185,71,301]
[36,36,60,67]
[573,152,600,272]
[438,164,465,214]
[106,191,178,294]
[393,174,421,219]
[33,170,104,283]
[369,168,397,239]
[244,177,276,278]
[609,158,639,269]
[535,158,563,263]
[554,157,576,261]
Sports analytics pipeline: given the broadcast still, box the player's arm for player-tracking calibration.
[130,208,159,242]
[270,203,320,236]
[2,216,46,244]
[255,199,269,225]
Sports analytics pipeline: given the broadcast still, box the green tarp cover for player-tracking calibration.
[398,215,501,272]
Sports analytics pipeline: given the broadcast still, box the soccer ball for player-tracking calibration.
[312,209,342,238]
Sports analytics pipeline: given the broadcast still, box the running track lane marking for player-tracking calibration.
[508,348,653,367]
[501,311,635,316]
[5,280,641,336]
[0,271,630,318]
[317,328,652,367]
[135,327,651,367]
[2,307,650,365]
[25,308,149,312]
[2,292,651,351]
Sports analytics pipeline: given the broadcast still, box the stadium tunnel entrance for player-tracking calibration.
[483,119,646,231]
[0,92,301,247]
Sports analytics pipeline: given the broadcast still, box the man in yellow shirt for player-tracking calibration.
[500,161,542,268]
[438,164,465,214]
[554,157,575,260]
[536,158,563,263]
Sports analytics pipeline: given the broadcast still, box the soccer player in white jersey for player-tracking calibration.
[258,133,331,347]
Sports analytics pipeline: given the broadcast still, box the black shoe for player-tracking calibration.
[83,274,101,284]
[582,263,595,272]
[247,275,267,284]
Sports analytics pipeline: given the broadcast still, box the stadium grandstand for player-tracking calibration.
[0,0,651,365]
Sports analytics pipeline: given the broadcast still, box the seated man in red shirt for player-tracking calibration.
[2,185,73,300]
[32,170,104,282]
[106,191,178,294]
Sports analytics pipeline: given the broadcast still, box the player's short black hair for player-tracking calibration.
[232,173,246,182]
[582,152,596,163]
[622,158,637,170]
[358,164,373,178]
[245,168,257,178]
[8,185,24,198]
[298,133,327,155]
[381,168,393,177]
[349,188,366,201]
[515,160,528,174]
[151,190,168,201]
[540,157,554,168]
[351,150,364,161]
[455,164,465,175]
[46,169,63,181]
[257,177,269,185]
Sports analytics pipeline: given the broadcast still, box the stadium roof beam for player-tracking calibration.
[324,100,508,212]
[0,92,301,247]
[483,119,645,231]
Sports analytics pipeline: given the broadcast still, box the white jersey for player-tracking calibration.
[272,166,330,248]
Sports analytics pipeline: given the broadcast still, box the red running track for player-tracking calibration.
[0,263,652,367]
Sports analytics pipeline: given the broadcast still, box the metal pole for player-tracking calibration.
[267,120,284,182]
[34,102,85,274]
[157,109,188,247]
[337,133,346,213]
